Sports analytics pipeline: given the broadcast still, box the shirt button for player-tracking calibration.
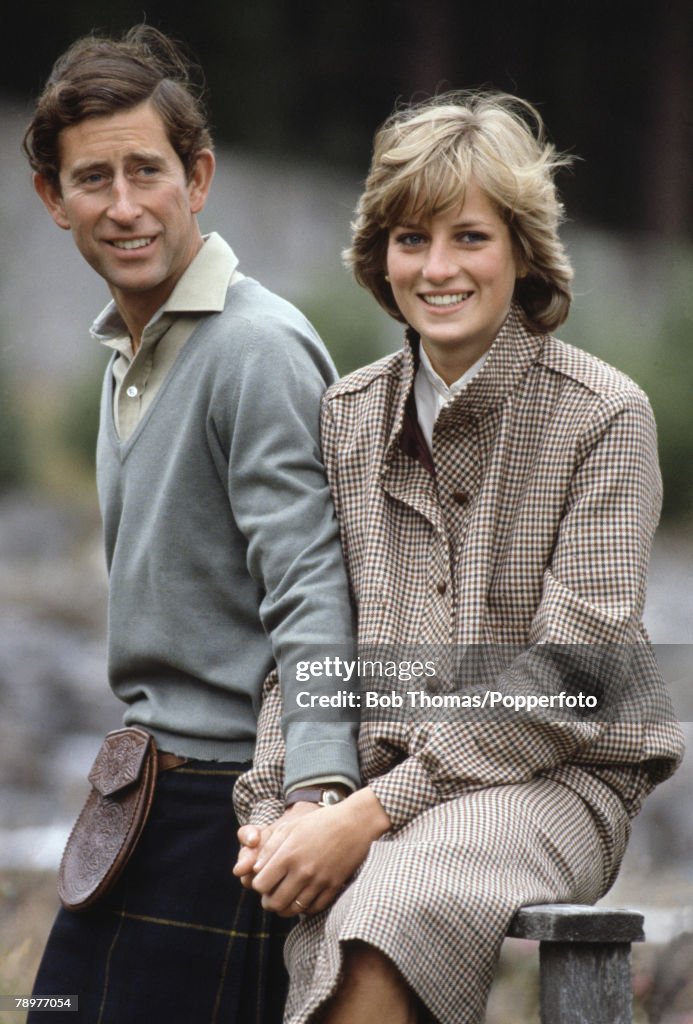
[436,581,447,595]
[126,385,139,398]
[452,490,468,504]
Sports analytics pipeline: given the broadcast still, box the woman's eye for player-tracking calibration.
[459,231,487,244]
[395,232,426,246]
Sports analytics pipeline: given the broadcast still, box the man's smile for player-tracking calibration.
[108,236,155,250]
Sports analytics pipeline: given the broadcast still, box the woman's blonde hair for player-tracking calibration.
[345,90,574,332]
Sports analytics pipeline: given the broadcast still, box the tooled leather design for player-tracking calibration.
[59,728,155,908]
[88,728,150,796]
[61,795,132,902]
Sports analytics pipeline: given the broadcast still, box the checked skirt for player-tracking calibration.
[283,769,631,1024]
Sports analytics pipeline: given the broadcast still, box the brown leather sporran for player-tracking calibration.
[58,727,157,911]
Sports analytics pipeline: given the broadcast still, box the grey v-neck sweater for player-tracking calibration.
[96,277,359,790]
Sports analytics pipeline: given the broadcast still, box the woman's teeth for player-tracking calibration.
[422,292,471,306]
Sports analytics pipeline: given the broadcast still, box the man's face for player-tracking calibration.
[35,100,214,328]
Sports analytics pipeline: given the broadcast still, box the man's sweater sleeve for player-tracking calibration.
[219,309,359,792]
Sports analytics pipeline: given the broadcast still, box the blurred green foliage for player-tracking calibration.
[640,308,693,521]
[0,351,28,491]
[296,272,401,377]
[12,231,693,526]
[562,233,693,522]
[57,358,107,472]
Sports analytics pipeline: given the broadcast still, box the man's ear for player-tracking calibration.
[33,172,71,230]
[187,149,215,215]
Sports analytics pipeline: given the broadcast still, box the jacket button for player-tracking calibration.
[452,489,468,504]
[436,581,447,595]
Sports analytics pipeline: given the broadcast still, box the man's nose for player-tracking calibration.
[107,177,142,223]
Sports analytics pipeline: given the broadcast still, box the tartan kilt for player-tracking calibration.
[30,761,292,1024]
[283,769,631,1024]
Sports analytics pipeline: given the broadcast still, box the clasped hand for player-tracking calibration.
[233,787,391,918]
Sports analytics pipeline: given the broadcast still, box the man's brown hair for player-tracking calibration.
[23,24,213,187]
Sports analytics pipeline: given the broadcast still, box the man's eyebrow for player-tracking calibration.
[126,150,166,165]
[66,159,111,181]
[67,151,165,179]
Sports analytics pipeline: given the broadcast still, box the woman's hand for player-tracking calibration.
[237,788,391,917]
[233,802,319,889]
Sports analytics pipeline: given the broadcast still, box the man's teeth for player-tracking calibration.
[422,292,471,306]
[111,237,153,250]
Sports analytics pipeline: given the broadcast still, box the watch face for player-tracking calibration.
[320,789,343,807]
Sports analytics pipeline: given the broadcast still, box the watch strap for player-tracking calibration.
[285,786,348,808]
[285,787,325,807]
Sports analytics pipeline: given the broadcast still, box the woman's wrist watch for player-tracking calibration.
[285,785,350,808]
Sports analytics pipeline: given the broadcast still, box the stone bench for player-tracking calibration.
[507,903,645,1023]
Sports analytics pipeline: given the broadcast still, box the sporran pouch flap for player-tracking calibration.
[58,727,157,911]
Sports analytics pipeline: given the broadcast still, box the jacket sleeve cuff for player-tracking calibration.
[368,757,441,831]
[243,796,285,828]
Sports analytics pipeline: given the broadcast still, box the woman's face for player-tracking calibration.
[386,180,521,385]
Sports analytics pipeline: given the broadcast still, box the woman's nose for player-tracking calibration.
[422,241,458,282]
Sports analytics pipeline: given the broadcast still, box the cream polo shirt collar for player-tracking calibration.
[90,231,241,349]
[90,233,243,441]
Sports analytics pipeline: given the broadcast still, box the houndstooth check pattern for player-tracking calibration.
[283,775,629,1024]
[234,306,684,1022]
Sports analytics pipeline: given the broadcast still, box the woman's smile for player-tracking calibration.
[386,180,521,384]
